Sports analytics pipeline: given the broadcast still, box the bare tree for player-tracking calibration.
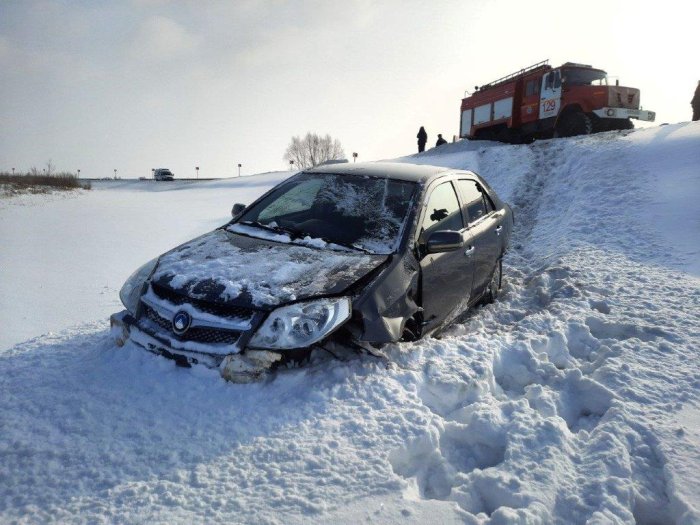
[284,132,345,169]
[28,160,56,176]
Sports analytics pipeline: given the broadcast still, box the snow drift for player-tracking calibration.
[1,123,699,524]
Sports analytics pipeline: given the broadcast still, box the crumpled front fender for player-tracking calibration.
[352,253,420,343]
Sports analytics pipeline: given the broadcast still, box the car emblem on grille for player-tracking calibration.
[172,310,192,335]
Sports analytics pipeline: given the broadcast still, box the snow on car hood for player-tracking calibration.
[151,229,387,308]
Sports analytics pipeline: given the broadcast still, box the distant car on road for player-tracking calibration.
[111,162,513,382]
[154,168,174,181]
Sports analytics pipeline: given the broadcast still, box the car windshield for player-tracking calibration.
[562,68,608,86]
[232,172,417,254]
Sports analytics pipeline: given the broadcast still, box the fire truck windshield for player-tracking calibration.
[562,68,608,86]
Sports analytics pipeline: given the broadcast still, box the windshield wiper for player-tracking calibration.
[240,221,303,238]
[318,238,373,254]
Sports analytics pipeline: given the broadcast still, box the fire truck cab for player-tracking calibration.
[460,60,655,143]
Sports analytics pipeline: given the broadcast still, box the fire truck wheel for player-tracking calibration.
[556,112,593,137]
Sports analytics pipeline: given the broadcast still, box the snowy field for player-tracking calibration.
[1,123,699,524]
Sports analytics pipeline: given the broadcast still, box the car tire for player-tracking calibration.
[482,259,502,305]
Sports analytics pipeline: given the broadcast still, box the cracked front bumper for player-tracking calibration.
[109,310,281,383]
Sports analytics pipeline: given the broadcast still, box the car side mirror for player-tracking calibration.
[426,230,462,253]
[231,203,246,218]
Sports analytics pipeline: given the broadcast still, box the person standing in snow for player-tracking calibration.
[435,134,448,147]
[692,81,700,121]
[417,126,427,153]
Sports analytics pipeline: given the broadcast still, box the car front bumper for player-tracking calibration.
[592,107,656,122]
[110,310,282,383]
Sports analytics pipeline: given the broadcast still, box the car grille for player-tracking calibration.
[142,304,241,345]
[137,283,262,350]
[144,303,172,331]
[151,282,254,320]
[608,87,639,110]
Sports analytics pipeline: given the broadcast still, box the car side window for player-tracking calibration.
[420,182,463,239]
[467,199,486,224]
[456,179,490,224]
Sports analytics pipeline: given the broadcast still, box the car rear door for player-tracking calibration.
[455,179,502,300]
[417,180,475,332]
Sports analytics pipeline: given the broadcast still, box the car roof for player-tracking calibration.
[306,161,461,183]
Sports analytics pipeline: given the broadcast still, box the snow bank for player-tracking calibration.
[1,124,699,523]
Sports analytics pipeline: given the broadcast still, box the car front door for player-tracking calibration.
[417,180,475,332]
[455,179,502,300]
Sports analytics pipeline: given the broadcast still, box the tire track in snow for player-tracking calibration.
[508,140,552,247]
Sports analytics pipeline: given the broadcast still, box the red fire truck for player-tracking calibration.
[459,60,655,143]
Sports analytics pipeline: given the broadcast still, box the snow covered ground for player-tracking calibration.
[1,123,699,524]
[0,172,291,350]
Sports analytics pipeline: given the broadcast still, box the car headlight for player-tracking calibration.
[119,258,159,315]
[249,297,352,350]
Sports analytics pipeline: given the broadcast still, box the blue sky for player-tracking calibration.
[0,0,694,178]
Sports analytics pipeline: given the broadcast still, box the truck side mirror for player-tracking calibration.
[231,203,246,218]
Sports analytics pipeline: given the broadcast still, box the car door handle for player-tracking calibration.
[464,246,475,256]
[495,225,503,235]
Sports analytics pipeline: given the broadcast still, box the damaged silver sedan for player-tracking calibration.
[111,162,513,382]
